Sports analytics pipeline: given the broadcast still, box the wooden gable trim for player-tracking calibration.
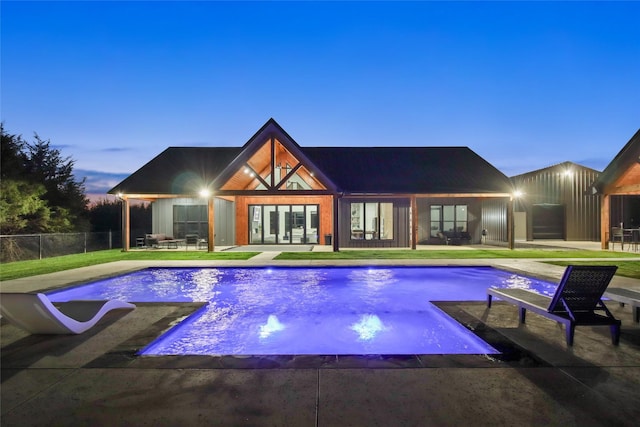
[213,119,338,193]
[603,162,640,195]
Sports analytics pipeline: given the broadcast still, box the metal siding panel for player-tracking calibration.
[514,165,600,241]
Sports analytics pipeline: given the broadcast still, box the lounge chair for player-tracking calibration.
[487,265,620,346]
[0,293,135,334]
[604,287,640,323]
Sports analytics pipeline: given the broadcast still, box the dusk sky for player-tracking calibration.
[2,1,639,196]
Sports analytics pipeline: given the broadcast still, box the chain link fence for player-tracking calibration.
[0,231,123,263]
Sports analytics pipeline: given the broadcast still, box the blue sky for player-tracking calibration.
[2,1,639,195]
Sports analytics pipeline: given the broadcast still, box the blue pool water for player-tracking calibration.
[47,266,556,356]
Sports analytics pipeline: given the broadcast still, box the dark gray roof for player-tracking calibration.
[302,147,513,194]
[109,120,513,196]
[110,145,512,195]
[109,147,241,194]
[592,128,640,193]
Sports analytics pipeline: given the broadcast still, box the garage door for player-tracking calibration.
[532,204,565,239]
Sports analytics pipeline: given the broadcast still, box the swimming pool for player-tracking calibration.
[47,266,556,356]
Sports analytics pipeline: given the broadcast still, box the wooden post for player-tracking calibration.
[508,196,515,250]
[332,195,339,252]
[208,197,215,252]
[411,195,417,250]
[121,197,130,252]
[601,194,610,249]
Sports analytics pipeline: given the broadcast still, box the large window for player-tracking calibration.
[350,202,394,240]
[430,204,467,237]
[173,205,208,238]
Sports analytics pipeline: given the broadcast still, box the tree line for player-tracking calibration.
[1,124,150,236]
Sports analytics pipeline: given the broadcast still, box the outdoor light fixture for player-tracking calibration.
[199,189,210,198]
[513,190,524,198]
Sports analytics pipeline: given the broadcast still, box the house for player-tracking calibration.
[109,119,515,251]
[511,162,601,242]
[590,128,640,249]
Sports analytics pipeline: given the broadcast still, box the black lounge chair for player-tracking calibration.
[487,265,620,346]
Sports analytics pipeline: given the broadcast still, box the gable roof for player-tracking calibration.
[591,128,640,194]
[510,161,600,180]
[302,147,513,194]
[109,147,241,195]
[109,120,514,196]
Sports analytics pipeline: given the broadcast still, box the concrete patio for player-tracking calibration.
[1,245,639,426]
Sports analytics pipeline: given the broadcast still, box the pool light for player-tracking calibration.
[351,314,387,341]
[259,314,285,339]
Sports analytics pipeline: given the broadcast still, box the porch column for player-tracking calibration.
[332,194,339,252]
[601,194,610,249]
[121,197,130,252]
[508,196,515,250]
[411,195,417,250]
[207,197,215,252]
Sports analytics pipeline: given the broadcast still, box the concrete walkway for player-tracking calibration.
[1,244,640,426]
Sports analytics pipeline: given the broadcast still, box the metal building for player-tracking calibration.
[511,162,601,241]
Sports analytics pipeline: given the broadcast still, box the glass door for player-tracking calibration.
[249,204,319,244]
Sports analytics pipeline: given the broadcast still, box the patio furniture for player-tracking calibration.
[487,265,620,346]
[604,287,640,323]
[610,227,632,251]
[0,293,135,334]
[185,234,199,250]
[145,233,183,249]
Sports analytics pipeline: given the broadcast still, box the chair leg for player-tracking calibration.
[565,324,575,346]
[519,307,526,323]
[487,294,493,308]
[611,324,620,345]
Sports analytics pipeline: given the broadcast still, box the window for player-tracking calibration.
[430,204,468,237]
[350,202,393,240]
[173,205,208,238]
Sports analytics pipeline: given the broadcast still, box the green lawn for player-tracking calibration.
[277,248,638,260]
[1,248,639,281]
[0,249,259,281]
[545,261,640,280]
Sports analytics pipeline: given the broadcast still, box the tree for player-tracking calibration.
[0,125,89,233]
[25,134,90,230]
[0,124,28,181]
[0,180,52,234]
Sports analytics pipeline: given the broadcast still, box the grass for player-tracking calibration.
[276,248,639,260]
[546,261,640,280]
[0,249,259,281]
[1,247,639,281]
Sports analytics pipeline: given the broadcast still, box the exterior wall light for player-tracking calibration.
[199,189,211,198]
[513,190,523,198]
